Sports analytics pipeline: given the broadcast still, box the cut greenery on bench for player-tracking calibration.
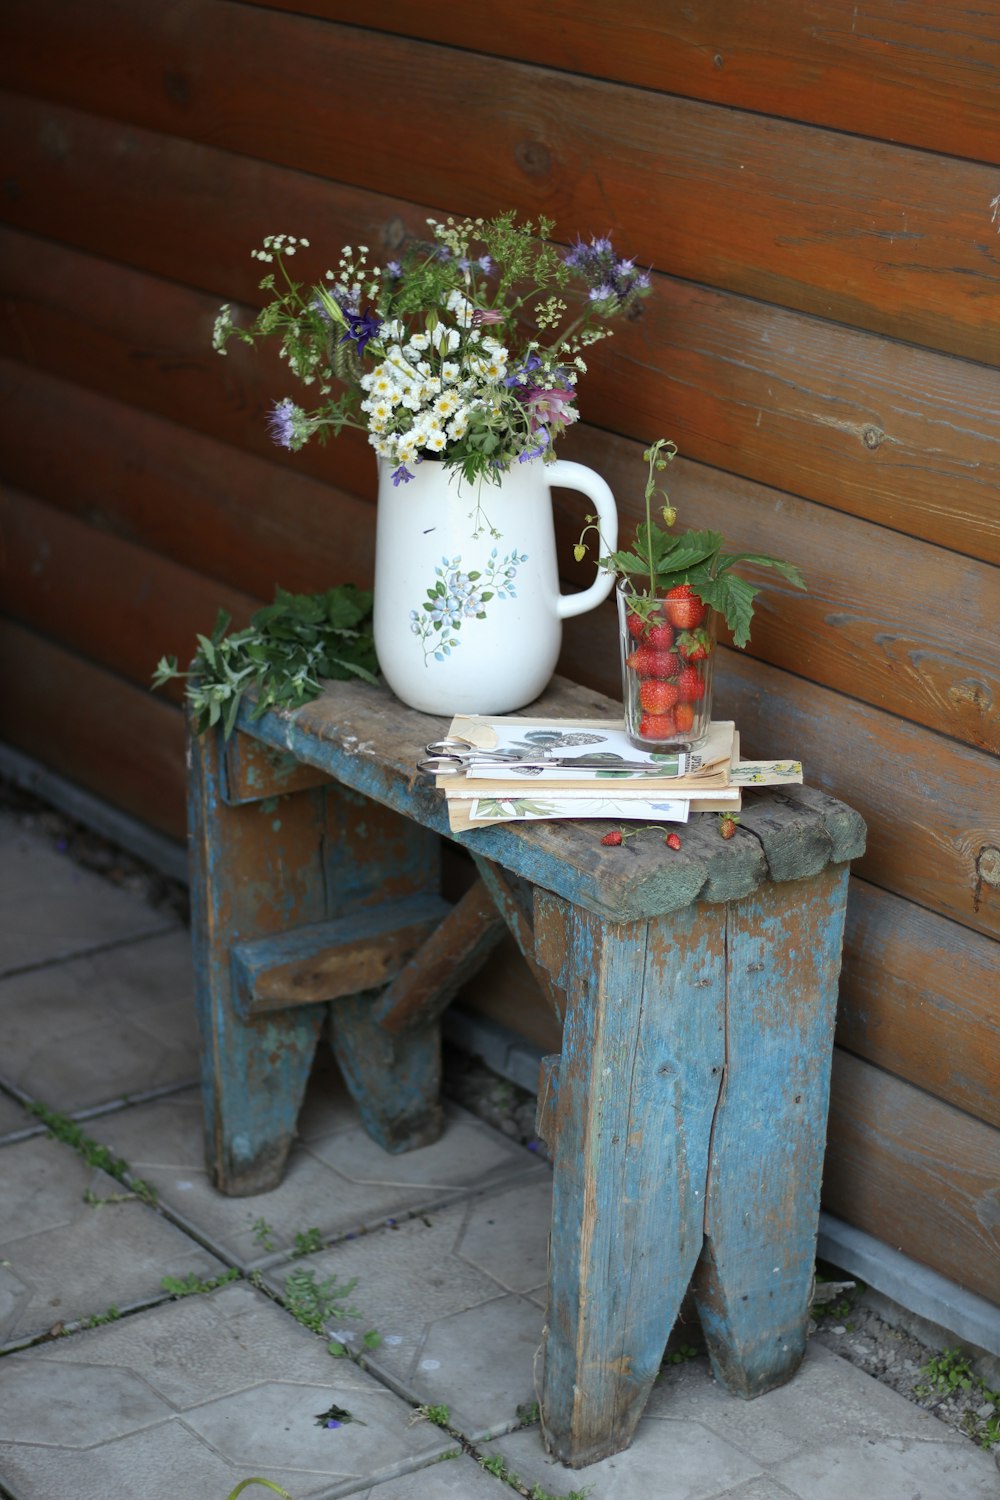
[153,585,378,738]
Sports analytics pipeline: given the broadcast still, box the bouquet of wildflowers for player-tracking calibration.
[213,212,650,488]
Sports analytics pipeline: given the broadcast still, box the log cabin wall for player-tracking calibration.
[1,3,997,1306]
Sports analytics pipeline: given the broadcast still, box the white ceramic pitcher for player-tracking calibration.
[373,456,618,715]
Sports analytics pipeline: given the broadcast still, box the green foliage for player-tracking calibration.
[413,1403,451,1427]
[251,1217,277,1252]
[83,1306,121,1328]
[291,1227,324,1258]
[915,1347,1000,1450]
[152,585,378,739]
[282,1267,358,1335]
[663,1343,699,1366]
[29,1102,157,1206]
[161,1269,241,1298]
[580,438,805,648]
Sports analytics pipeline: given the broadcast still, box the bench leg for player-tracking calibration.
[693,865,850,1395]
[541,901,727,1467]
[187,725,439,1195]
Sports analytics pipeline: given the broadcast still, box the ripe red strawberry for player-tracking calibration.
[719,814,740,840]
[626,646,681,679]
[626,609,648,640]
[664,585,705,630]
[645,619,675,650]
[665,831,682,850]
[676,629,711,662]
[639,712,676,738]
[639,679,681,714]
[676,666,706,702]
[601,829,623,846]
[674,702,695,734]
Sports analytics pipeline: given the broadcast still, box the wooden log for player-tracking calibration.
[0,619,187,839]
[0,358,377,599]
[272,1,1000,165]
[230,894,451,1015]
[372,878,507,1034]
[839,881,1000,1131]
[2,11,997,361]
[824,1050,1000,1303]
[0,483,257,703]
[3,227,997,566]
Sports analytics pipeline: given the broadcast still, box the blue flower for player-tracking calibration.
[391,464,414,486]
[339,306,382,355]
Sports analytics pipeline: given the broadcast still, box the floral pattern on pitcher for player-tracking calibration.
[410,548,528,664]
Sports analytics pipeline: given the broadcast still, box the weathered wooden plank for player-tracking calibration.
[543,900,726,1464]
[270,1,1000,165]
[535,1053,560,1149]
[373,878,507,1034]
[0,357,378,597]
[824,1051,1000,1303]
[470,857,568,1019]
[224,733,332,805]
[560,427,1000,755]
[0,619,188,839]
[4,227,996,567]
[839,880,1000,1130]
[694,865,849,1397]
[0,484,257,703]
[2,12,996,361]
[230,894,451,1014]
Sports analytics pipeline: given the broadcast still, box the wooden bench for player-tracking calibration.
[187,675,865,1468]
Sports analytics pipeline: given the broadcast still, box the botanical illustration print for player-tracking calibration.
[410,548,528,664]
[731,760,802,784]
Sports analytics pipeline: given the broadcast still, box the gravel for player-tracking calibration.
[3,774,997,1461]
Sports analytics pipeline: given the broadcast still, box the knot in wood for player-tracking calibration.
[861,424,884,450]
[515,139,552,178]
[976,845,1000,889]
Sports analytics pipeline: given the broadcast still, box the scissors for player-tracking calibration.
[417,737,681,777]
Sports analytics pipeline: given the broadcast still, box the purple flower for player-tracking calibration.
[385,259,402,278]
[266,398,305,450]
[503,351,542,388]
[589,282,616,303]
[326,1419,343,1429]
[340,305,382,355]
[391,464,415,486]
[518,429,551,463]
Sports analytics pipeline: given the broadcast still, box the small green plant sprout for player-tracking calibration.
[161,1269,241,1298]
[663,1343,699,1366]
[916,1346,976,1399]
[29,1102,157,1206]
[574,437,805,643]
[83,1187,137,1207]
[479,1454,508,1479]
[282,1266,359,1335]
[516,1399,541,1425]
[408,1403,451,1428]
[82,1306,121,1329]
[291,1226,324,1258]
[251,1217,277,1252]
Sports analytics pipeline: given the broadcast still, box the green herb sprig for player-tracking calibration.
[153,584,379,739]
[576,439,805,646]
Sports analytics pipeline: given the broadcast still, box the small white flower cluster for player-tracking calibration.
[359,296,512,467]
[251,233,310,265]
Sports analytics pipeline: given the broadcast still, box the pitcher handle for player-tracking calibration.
[546,460,619,620]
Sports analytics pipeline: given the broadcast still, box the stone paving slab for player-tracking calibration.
[0,815,173,976]
[0,1088,34,1143]
[0,931,199,1112]
[490,1341,999,1500]
[0,1133,224,1349]
[263,1176,554,1442]
[88,1078,545,1271]
[0,1282,453,1500]
[355,1454,515,1497]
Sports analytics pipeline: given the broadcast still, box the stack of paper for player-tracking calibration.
[433,715,803,831]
